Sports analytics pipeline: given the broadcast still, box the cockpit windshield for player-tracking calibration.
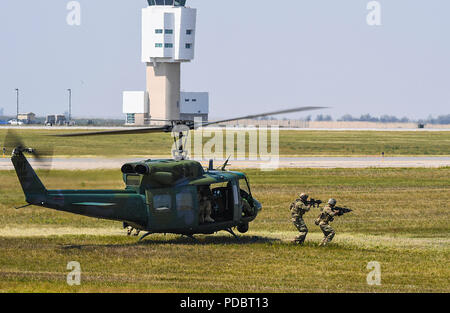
[239,178,251,197]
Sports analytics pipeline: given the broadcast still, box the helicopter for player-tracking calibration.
[8,106,325,241]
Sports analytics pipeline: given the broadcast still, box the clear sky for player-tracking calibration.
[0,0,449,120]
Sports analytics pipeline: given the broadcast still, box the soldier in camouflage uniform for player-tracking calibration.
[290,193,312,245]
[198,188,214,223]
[123,222,141,236]
[315,198,339,246]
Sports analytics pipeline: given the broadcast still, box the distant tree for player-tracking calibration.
[400,117,410,123]
[380,115,399,123]
[359,114,379,122]
[339,114,355,121]
[438,114,450,124]
[305,115,312,122]
[315,114,332,121]
[428,114,450,125]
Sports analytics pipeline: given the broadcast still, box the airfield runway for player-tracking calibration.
[0,156,449,170]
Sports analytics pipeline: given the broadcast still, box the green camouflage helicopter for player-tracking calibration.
[8,106,324,241]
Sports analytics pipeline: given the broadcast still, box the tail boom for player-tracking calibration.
[11,150,47,205]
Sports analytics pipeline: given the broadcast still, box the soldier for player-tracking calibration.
[128,227,141,237]
[123,222,141,236]
[198,188,214,223]
[315,198,339,246]
[290,193,312,245]
[242,197,254,217]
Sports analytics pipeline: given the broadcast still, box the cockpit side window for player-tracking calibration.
[176,190,193,211]
[239,178,251,197]
[153,194,172,212]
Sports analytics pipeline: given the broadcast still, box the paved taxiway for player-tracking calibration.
[0,156,449,170]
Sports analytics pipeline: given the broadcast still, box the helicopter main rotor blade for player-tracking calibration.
[52,106,327,137]
[54,126,171,137]
[199,106,328,128]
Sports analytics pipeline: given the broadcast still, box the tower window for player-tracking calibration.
[165,29,173,34]
[155,29,163,34]
[186,29,193,35]
[165,43,173,48]
[148,0,186,6]
[155,43,163,48]
[185,43,192,49]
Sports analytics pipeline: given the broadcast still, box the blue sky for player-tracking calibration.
[0,0,449,119]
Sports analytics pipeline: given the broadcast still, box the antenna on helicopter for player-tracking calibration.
[219,156,231,171]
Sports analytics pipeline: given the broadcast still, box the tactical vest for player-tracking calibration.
[290,200,307,219]
[316,206,334,225]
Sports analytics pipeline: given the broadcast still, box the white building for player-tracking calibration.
[180,92,209,122]
[123,91,149,125]
[123,0,197,125]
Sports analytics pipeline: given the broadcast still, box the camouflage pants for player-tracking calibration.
[319,223,335,246]
[293,218,308,244]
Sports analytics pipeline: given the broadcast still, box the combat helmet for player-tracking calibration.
[299,193,309,200]
[328,198,337,206]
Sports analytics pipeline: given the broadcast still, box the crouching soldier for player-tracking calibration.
[242,198,254,217]
[315,198,339,246]
[290,193,312,245]
[123,222,141,236]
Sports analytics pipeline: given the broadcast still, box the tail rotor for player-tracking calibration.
[3,130,53,172]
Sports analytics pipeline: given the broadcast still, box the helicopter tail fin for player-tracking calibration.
[11,149,47,204]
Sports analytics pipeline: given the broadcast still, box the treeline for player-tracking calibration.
[419,115,450,125]
[338,114,411,123]
[305,114,450,124]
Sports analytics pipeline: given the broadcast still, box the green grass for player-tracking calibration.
[0,168,449,292]
[0,129,449,157]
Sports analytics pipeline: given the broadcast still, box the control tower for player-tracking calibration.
[142,0,197,123]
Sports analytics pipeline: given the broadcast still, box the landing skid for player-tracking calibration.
[182,234,198,242]
[225,228,239,239]
[138,232,152,242]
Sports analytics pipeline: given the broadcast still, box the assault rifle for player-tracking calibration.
[307,198,323,208]
[332,206,353,216]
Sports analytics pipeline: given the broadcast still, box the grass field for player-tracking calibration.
[1,129,449,157]
[0,167,449,292]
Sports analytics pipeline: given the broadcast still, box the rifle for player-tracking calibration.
[332,206,353,216]
[307,198,323,208]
